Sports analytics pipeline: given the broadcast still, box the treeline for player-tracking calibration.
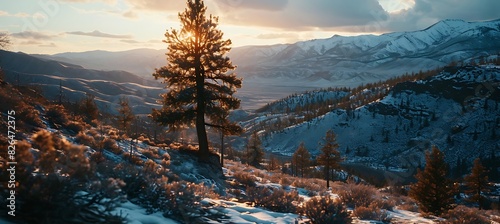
[253,67,443,134]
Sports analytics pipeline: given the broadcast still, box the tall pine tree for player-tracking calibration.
[292,142,311,178]
[464,158,490,209]
[152,0,241,161]
[409,146,457,216]
[317,130,342,189]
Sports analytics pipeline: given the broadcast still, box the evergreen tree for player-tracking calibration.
[247,131,264,167]
[464,158,490,209]
[151,0,242,160]
[409,146,457,216]
[317,130,342,189]
[80,93,99,123]
[292,142,311,178]
[117,97,134,136]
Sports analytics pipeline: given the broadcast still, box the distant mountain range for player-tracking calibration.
[0,50,164,114]
[31,19,500,110]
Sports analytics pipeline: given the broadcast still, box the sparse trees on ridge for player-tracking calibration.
[151,0,241,162]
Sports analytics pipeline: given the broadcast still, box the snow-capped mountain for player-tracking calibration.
[253,65,500,169]
[229,19,500,87]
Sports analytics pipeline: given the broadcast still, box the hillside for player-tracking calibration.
[235,65,500,177]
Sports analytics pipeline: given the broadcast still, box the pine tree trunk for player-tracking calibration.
[220,131,224,167]
[325,165,330,189]
[196,59,210,161]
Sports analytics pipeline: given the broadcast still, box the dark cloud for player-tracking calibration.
[67,30,132,39]
[382,0,500,32]
[12,31,57,40]
[219,0,388,30]
[214,0,288,11]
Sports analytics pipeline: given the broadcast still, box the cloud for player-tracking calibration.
[11,31,58,40]
[19,40,43,45]
[67,30,132,39]
[214,0,288,11]
[378,0,500,32]
[120,39,140,44]
[0,10,30,18]
[122,10,138,19]
[124,0,186,11]
[215,0,388,30]
[59,0,117,4]
[39,42,57,47]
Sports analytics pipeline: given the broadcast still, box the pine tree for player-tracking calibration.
[409,146,457,216]
[247,131,264,167]
[80,93,99,123]
[317,130,342,189]
[464,158,490,209]
[117,97,134,136]
[152,0,242,161]
[292,142,311,178]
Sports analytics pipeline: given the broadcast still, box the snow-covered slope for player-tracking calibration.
[259,65,500,169]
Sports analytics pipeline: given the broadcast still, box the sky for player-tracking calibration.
[1,0,499,54]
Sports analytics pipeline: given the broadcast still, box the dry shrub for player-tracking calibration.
[124,154,144,166]
[75,131,96,147]
[233,171,257,187]
[292,178,324,193]
[90,151,106,164]
[16,102,45,129]
[442,205,489,224]
[300,192,352,224]
[338,182,378,208]
[353,204,391,222]
[140,178,218,223]
[108,129,119,140]
[279,176,293,187]
[246,186,303,213]
[102,138,121,154]
[64,121,85,134]
[161,158,171,167]
[142,147,160,159]
[46,104,69,125]
[394,195,419,212]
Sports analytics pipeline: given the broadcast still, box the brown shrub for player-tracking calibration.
[64,121,85,134]
[75,131,96,147]
[102,138,121,154]
[338,183,378,208]
[292,178,324,193]
[442,205,489,224]
[142,147,160,159]
[353,204,391,222]
[300,192,352,224]
[46,104,69,125]
[233,171,257,187]
[246,187,303,213]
